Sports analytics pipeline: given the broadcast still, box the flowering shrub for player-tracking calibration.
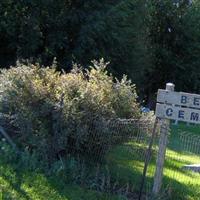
[0,59,142,163]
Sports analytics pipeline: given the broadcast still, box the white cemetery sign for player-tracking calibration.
[156,89,200,124]
[153,83,200,195]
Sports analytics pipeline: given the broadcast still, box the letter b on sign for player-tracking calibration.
[181,96,187,104]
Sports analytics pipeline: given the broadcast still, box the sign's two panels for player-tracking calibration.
[156,89,200,124]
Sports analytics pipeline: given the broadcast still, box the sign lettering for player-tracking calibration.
[156,88,200,124]
[157,89,200,109]
[156,104,200,124]
[181,95,187,104]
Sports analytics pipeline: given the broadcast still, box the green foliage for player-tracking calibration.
[0,0,151,96]
[145,0,200,104]
[2,0,200,104]
[177,1,200,92]
[73,0,152,89]
[0,60,141,164]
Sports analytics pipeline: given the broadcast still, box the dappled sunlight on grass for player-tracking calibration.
[1,124,200,199]
[0,163,122,200]
[106,141,155,190]
[105,124,200,199]
[164,149,200,186]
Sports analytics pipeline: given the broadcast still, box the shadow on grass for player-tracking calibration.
[0,171,31,200]
[0,160,124,200]
[1,156,199,200]
[161,175,200,200]
[0,156,33,199]
[105,136,200,200]
[1,128,200,200]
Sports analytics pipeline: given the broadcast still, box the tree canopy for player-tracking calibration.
[1,0,200,105]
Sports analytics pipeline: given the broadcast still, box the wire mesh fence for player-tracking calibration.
[1,116,200,199]
[61,119,200,199]
[162,126,200,199]
[55,118,158,199]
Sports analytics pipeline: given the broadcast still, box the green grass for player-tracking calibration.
[0,159,124,200]
[1,123,200,200]
[163,124,200,199]
[105,123,200,200]
[171,122,200,136]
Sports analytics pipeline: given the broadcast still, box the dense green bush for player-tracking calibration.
[0,60,141,164]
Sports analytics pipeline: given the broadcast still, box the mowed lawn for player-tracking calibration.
[106,123,200,200]
[0,161,124,200]
[1,123,200,200]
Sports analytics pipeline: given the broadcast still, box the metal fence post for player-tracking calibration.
[138,118,159,200]
[152,83,174,194]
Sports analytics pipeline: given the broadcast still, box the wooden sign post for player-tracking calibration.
[153,83,200,194]
[153,83,174,194]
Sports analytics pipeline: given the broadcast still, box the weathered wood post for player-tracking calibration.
[153,83,174,194]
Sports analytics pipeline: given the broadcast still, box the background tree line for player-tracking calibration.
[1,0,200,107]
